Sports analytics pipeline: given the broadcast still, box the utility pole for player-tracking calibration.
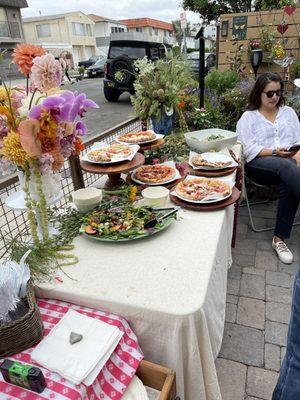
[180,11,187,54]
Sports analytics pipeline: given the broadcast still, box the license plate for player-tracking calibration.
[107,81,115,88]
[92,71,97,75]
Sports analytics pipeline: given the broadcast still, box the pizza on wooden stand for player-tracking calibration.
[118,130,156,144]
[134,164,177,184]
[87,144,133,162]
[175,178,231,201]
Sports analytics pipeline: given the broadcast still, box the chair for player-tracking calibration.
[243,174,300,232]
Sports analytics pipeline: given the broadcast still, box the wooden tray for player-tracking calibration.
[170,186,241,211]
[126,174,183,189]
[137,360,176,400]
[187,165,237,177]
[138,138,165,153]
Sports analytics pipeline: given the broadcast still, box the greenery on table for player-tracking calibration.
[144,132,189,164]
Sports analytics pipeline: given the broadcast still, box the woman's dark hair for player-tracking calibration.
[247,72,285,110]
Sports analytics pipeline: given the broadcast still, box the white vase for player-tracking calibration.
[17,170,61,202]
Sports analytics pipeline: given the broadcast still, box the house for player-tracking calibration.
[0,0,28,79]
[119,18,176,45]
[22,11,96,65]
[192,23,217,51]
[88,14,127,56]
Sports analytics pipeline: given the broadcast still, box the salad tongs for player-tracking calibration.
[144,208,179,229]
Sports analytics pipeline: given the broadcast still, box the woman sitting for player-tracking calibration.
[237,72,300,264]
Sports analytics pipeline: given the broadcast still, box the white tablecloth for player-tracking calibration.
[36,146,241,400]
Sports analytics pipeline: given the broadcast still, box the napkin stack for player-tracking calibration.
[31,309,123,385]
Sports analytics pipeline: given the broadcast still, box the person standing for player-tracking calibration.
[237,72,300,264]
[59,53,72,84]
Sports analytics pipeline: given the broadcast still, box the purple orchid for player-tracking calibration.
[29,90,98,123]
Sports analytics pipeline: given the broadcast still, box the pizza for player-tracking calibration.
[87,144,133,162]
[118,130,156,144]
[191,154,232,169]
[134,164,177,184]
[175,178,231,201]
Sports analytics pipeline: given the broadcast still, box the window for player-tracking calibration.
[136,27,142,32]
[149,27,153,35]
[36,24,51,38]
[72,22,85,36]
[86,24,92,36]
[164,30,167,37]
[111,27,115,33]
[150,47,159,60]
[109,45,146,59]
[154,28,158,35]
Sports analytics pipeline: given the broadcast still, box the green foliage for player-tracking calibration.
[172,20,193,47]
[290,61,300,80]
[256,0,297,10]
[205,69,238,95]
[193,102,228,130]
[144,132,189,164]
[131,52,196,121]
[259,25,276,52]
[286,93,300,115]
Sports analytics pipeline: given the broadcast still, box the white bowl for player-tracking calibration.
[72,187,102,212]
[141,186,170,207]
[185,128,238,153]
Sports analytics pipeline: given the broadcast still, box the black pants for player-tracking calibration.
[245,156,300,239]
[65,70,71,82]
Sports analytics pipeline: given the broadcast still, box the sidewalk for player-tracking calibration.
[217,201,300,400]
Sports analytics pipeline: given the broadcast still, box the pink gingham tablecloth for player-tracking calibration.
[0,299,144,400]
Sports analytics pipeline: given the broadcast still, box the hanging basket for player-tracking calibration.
[0,281,44,357]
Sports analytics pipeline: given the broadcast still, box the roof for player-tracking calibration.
[0,0,28,7]
[23,11,92,23]
[88,13,126,25]
[120,18,173,31]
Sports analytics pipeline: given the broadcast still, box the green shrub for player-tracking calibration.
[290,61,300,80]
[205,69,238,96]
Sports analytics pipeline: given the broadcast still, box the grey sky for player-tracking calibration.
[22,0,201,23]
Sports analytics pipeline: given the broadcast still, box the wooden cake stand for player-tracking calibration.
[187,165,237,177]
[80,153,145,189]
[138,138,165,154]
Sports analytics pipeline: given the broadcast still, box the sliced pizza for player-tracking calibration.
[118,130,156,144]
[134,164,177,184]
[191,154,232,169]
[87,144,133,163]
[175,178,231,201]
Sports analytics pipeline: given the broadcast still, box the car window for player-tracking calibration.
[94,59,105,66]
[150,47,159,60]
[187,52,199,60]
[109,46,146,59]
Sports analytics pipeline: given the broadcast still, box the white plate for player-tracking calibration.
[82,144,139,165]
[173,188,232,204]
[131,162,181,186]
[5,190,63,211]
[116,131,164,145]
[189,151,238,171]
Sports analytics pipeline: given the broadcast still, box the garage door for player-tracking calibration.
[85,46,93,59]
[72,46,80,66]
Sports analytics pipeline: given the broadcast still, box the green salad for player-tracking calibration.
[205,134,225,142]
[81,203,175,241]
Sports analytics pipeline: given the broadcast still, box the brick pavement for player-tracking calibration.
[216,201,300,400]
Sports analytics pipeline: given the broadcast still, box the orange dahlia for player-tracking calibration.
[74,137,85,155]
[12,43,46,76]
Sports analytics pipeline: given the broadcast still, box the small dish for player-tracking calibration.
[72,187,102,212]
[141,186,170,207]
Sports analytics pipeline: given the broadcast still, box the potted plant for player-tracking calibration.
[131,53,195,135]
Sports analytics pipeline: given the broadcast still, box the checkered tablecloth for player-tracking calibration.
[0,299,144,400]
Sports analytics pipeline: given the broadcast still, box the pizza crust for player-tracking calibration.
[191,155,232,169]
[118,130,156,144]
[87,144,132,162]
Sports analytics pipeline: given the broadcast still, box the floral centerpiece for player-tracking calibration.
[0,44,98,247]
[131,52,196,135]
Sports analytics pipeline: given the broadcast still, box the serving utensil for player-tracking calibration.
[144,208,179,229]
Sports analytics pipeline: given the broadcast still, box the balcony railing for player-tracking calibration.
[0,20,22,39]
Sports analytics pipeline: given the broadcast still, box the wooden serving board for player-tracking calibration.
[126,175,183,189]
[187,165,237,177]
[170,186,241,211]
[138,138,165,153]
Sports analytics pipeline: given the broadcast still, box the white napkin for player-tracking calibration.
[31,309,123,386]
[122,375,149,400]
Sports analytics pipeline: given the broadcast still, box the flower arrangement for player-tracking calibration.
[0,44,98,247]
[248,39,261,52]
[272,42,285,59]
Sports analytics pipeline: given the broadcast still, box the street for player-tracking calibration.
[64,77,133,139]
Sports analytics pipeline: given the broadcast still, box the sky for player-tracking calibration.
[21,0,202,24]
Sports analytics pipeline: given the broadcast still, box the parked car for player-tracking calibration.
[78,56,99,69]
[87,58,106,78]
[103,40,171,102]
[187,51,216,76]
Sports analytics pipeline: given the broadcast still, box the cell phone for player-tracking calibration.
[289,145,300,152]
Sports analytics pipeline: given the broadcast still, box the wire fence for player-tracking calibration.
[0,117,142,259]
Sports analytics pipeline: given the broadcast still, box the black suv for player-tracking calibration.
[103,40,171,102]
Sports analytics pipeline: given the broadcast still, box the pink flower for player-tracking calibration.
[18,119,42,157]
[152,158,160,164]
[31,54,62,92]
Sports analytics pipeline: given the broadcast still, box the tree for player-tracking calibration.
[172,20,193,48]
[182,0,289,23]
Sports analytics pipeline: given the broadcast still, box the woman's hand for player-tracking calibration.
[276,148,292,158]
[292,150,300,166]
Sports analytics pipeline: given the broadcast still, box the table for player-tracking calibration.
[36,146,241,400]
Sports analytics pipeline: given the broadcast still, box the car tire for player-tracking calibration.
[104,86,121,102]
[109,56,135,86]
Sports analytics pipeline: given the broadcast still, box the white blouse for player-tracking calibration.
[237,105,300,162]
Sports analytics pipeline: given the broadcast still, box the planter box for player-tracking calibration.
[261,51,273,63]
[137,360,176,400]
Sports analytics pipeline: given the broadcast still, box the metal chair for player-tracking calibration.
[243,174,300,232]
